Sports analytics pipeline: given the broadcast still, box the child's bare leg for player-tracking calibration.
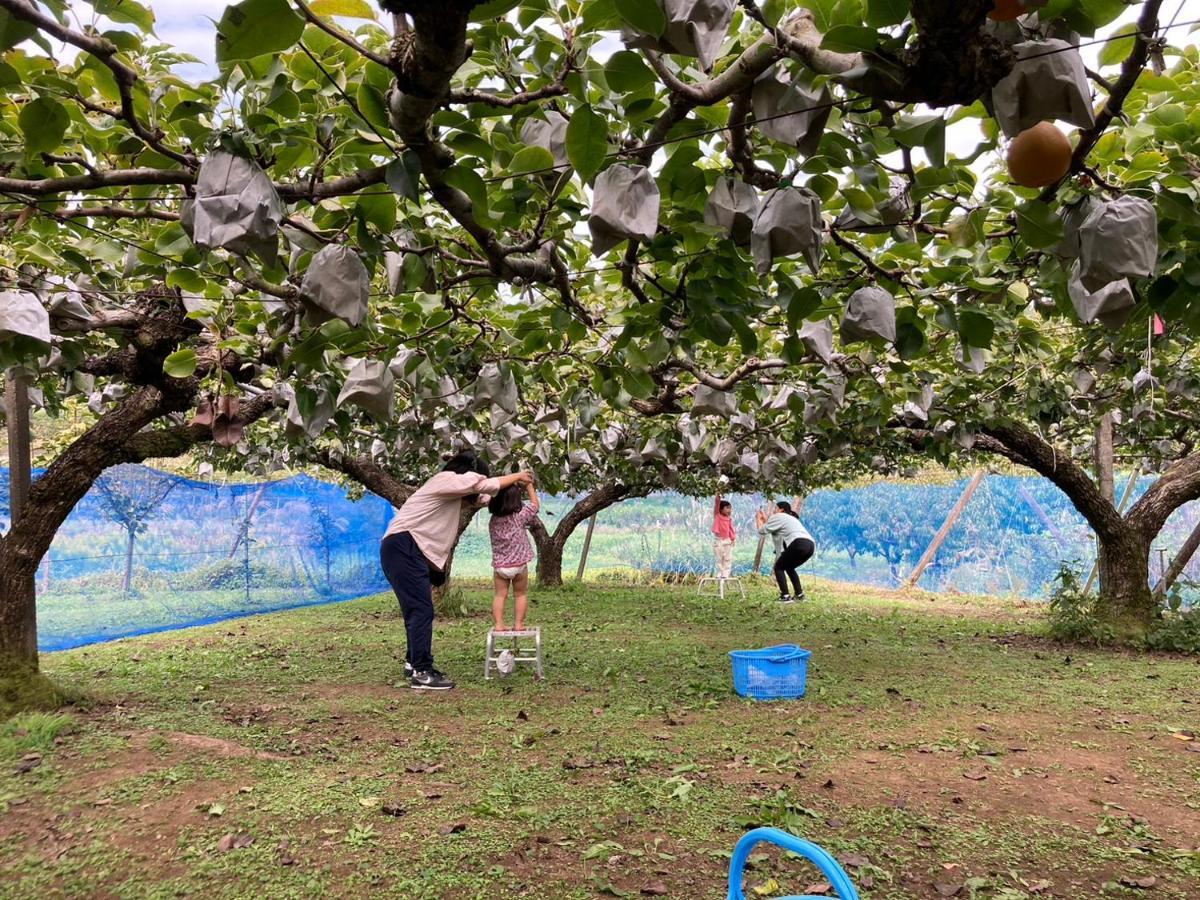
[492,574,510,631]
[512,569,530,631]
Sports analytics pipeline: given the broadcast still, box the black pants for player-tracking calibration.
[380,532,436,672]
[774,538,815,596]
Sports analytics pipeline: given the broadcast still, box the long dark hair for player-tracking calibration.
[775,500,799,519]
[488,483,523,517]
[444,450,489,504]
[443,450,490,477]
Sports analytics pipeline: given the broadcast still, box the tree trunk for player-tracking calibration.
[122,527,136,594]
[533,527,565,587]
[1095,528,1155,637]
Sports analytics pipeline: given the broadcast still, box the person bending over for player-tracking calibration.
[380,450,531,691]
[756,500,816,604]
[712,492,736,579]
[489,477,540,632]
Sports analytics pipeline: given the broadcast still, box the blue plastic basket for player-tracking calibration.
[727,828,859,899]
[729,644,811,700]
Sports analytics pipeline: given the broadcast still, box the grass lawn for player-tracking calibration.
[2,578,1198,899]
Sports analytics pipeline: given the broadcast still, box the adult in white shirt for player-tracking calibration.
[755,501,816,604]
[380,450,532,690]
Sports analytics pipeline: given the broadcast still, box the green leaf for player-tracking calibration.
[19,97,69,155]
[0,10,37,52]
[604,50,654,94]
[614,0,665,36]
[309,0,376,18]
[93,0,156,31]
[893,114,945,167]
[470,0,523,20]
[510,145,556,175]
[215,0,305,63]
[443,165,494,223]
[1015,201,1064,250]
[820,24,879,53]
[163,349,199,378]
[1097,22,1138,67]
[958,310,995,349]
[386,150,422,201]
[866,0,908,27]
[565,105,607,183]
[356,82,389,133]
[356,191,397,233]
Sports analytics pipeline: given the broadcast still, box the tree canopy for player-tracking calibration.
[2,0,1200,662]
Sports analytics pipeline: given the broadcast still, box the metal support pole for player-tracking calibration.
[5,370,38,663]
[1154,517,1200,597]
[1017,484,1066,548]
[907,470,985,588]
[575,513,597,582]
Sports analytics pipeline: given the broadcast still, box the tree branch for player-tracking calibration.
[119,391,281,463]
[1127,451,1200,538]
[979,421,1126,540]
[294,0,391,68]
[312,450,415,508]
[0,0,195,167]
[0,204,179,224]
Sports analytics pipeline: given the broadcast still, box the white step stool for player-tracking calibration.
[485,628,543,680]
[696,575,747,600]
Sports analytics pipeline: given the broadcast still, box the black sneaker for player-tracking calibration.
[404,661,414,678]
[795,590,807,602]
[778,594,795,604]
[411,669,455,691]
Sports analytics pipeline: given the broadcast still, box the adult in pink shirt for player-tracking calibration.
[380,450,531,691]
[712,493,736,579]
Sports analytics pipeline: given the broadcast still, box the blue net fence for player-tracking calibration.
[2,466,393,652]
[4,466,1198,652]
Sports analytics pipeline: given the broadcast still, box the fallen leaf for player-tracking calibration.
[934,882,963,897]
[640,883,669,896]
[962,770,988,781]
[358,796,381,808]
[438,821,468,835]
[750,878,780,896]
[1028,880,1052,894]
[801,882,831,896]
[380,803,406,817]
[839,853,869,868]
[516,710,529,721]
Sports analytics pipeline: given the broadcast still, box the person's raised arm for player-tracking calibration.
[525,479,540,514]
[495,471,532,491]
[713,492,722,519]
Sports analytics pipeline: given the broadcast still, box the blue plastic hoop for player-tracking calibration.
[726,828,860,900]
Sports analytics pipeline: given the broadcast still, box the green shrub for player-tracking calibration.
[176,559,289,592]
[0,711,74,760]
[1145,583,1200,653]
[433,585,470,619]
[1045,564,1116,646]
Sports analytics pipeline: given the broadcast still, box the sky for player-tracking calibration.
[140,1,1194,81]
[33,1,1200,173]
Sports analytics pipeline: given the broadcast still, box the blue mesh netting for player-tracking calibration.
[3,466,1197,653]
[1,465,393,652]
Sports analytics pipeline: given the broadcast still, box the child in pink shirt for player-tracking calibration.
[488,479,540,631]
[712,493,736,579]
